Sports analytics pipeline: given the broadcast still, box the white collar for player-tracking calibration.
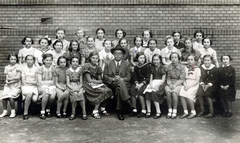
[70,67,80,72]
[222,64,230,67]
[166,47,175,53]
[115,60,121,66]
[202,64,215,70]
[134,46,142,52]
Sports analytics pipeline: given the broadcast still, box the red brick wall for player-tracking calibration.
[0,0,240,89]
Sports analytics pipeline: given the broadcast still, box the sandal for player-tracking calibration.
[145,112,151,118]
[69,114,75,120]
[82,114,88,120]
[92,112,101,119]
[101,110,110,116]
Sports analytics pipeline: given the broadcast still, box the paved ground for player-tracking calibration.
[0,99,240,143]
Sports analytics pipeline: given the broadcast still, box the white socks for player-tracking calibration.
[184,110,188,114]
[0,110,8,118]
[9,109,16,118]
[191,110,196,115]
[141,110,146,113]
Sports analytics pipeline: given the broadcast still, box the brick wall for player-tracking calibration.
[0,0,240,89]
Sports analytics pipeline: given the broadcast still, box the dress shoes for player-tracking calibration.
[187,113,196,119]
[179,113,188,119]
[118,113,124,120]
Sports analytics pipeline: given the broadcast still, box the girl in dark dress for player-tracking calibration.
[130,52,151,117]
[196,54,218,118]
[218,55,236,117]
[144,54,166,119]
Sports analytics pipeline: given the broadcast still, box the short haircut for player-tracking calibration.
[55,28,66,39]
[96,27,105,35]
[42,53,53,64]
[172,31,182,39]
[193,30,204,38]
[88,50,99,63]
[202,37,213,45]
[76,27,85,37]
[220,55,233,61]
[118,38,128,45]
[25,54,36,63]
[135,52,146,63]
[38,37,52,46]
[186,54,198,62]
[52,40,63,49]
[142,30,153,38]
[57,56,69,67]
[68,40,80,52]
[170,52,181,61]
[151,54,162,64]
[102,39,113,47]
[21,36,34,45]
[69,56,80,64]
[7,52,19,63]
[203,54,213,61]
[133,36,143,46]
[115,29,126,38]
[147,38,158,47]
[164,35,174,46]
[86,36,95,42]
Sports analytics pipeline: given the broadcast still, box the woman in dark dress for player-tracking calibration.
[218,55,236,117]
[144,54,166,119]
[196,54,218,118]
[130,52,151,118]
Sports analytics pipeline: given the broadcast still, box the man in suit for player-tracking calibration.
[103,45,133,120]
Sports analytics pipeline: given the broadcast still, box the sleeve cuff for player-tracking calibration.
[208,83,213,87]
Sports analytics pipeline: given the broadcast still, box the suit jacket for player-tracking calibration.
[103,60,131,86]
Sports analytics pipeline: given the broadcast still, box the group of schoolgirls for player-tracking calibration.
[0,27,236,121]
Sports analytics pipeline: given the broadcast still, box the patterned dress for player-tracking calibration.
[82,63,113,105]
[2,64,21,99]
[66,66,85,102]
[38,65,56,97]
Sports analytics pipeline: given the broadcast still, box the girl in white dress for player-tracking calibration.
[21,55,39,120]
[0,53,21,118]
[179,55,201,119]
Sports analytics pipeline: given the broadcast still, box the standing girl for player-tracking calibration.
[65,40,84,66]
[161,36,181,66]
[144,39,161,63]
[38,53,56,119]
[95,28,105,52]
[21,55,39,120]
[47,40,66,66]
[83,51,113,119]
[198,37,219,67]
[143,54,166,119]
[218,55,236,117]
[181,37,200,66]
[196,54,218,118]
[34,36,52,66]
[130,52,151,117]
[129,36,146,67]
[119,38,130,61]
[51,28,70,51]
[82,36,96,64]
[165,52,185,119]
[142,30,153,48]
[112,29,127,48]
[172,31,185,52]
[179,55,201,119]
[18,36,36,64]
[0,53,21,118]
[76,27,87,50]
[54,56,69,118]
[192,30,204,53]
[66,57,86,120]
[99,39,114,71]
